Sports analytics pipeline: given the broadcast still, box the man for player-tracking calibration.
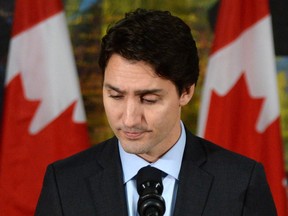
[35,9,277,215]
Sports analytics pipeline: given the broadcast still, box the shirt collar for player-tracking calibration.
[119,121,186,183]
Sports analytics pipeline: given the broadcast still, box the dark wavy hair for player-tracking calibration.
[98,8,199,95]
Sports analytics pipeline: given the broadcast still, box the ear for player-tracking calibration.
[179,84,195,106]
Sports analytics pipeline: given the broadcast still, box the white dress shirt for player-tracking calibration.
[118,121,186,216]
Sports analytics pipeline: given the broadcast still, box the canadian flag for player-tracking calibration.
[0,0,90,215]
[198,0,287,215]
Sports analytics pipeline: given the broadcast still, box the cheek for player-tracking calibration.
[105,108,116,121]
[145,103,180,127]
[103,99,118,122]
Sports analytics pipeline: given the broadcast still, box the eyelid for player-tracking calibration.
[106,89,124,99]
[141,98,157,104]
[142,93,160,99]
[141,94,160,103]
[109,95,123,100]
[107,88,121,95]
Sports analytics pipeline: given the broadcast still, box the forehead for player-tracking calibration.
[105,54,156,76]
[104,54,170,89]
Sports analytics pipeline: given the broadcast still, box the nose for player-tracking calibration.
[122,99,142,128]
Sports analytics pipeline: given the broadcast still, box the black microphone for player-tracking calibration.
[136,166,166,216]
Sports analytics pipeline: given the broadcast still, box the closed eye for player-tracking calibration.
[141,98,157,104]
[140,95,160,104]
[109,95,123,100]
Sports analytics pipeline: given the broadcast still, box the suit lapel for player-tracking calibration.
[173,131,214,216]
[88,137,128,215]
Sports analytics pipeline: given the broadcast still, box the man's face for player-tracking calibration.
[103,54,193,162]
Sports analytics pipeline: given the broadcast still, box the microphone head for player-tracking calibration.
[136,166,164,196]
[136,166,166,216]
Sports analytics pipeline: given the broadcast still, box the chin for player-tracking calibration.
[121,142,147,155]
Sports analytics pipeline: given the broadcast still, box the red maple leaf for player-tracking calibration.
[204,73,286,213]
[204,74,281,161]
[0,74,90,215]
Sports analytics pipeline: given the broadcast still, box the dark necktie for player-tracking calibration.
[136,166,166,216]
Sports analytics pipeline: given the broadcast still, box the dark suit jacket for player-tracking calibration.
[35,130,277,216]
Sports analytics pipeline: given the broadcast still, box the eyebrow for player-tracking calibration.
[104,84,124,93]
[104,83,163,95]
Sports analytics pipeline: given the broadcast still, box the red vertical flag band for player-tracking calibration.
[12,0,63,36]
[198,0,287,215]
[0,0,90,215]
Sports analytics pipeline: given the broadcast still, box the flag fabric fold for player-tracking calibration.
[0,0,90,215]
[198,0,287,215]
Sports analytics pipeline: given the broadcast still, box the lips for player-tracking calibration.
[123,131,145,140]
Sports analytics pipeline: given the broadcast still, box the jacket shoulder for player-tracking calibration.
[186,131,259,172]
[51,136,118,173]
